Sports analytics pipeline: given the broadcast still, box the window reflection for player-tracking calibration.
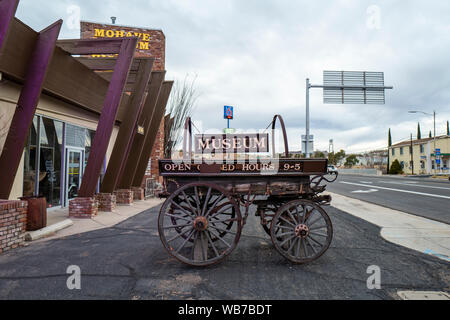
[38,117,63,207]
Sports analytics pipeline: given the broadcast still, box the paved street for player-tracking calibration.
[0,203,448,300]
[326,174,450,224]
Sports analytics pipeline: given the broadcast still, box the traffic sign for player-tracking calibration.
[224,106,234,120]
[436,159,441,165]
[435,149,441,156]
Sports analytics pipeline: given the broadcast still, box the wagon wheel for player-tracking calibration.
[168,194,237,243]
[158,182,242,266]
[270,199,333,264]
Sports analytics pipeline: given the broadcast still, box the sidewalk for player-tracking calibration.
[326,191,450,262]
[26,198,164,243]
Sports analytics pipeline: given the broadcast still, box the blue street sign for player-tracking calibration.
[435,148,441,156]
[224,106,234,120]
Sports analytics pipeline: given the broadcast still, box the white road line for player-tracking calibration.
[376,180,450,190]
[340,181,450,200]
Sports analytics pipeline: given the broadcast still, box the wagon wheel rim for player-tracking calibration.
[270,200,333,264]
[158,182,242,267]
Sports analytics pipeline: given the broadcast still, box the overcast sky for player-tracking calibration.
[16,0,450,153]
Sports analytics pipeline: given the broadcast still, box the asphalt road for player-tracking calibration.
[325,174,450,224]
[0,203,448,300]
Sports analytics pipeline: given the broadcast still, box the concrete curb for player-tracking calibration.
[25,219,73,241]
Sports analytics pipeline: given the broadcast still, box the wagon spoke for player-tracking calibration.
[201,187,212,216]
[305,237,317,255]
[279,216,296,228]
[170,200,195,217]
[167,226,193,242]
[175,229,195,253]
[204,194,225,217]
[286,209,298,225]
[163,222,192,229]
[209,224,238,235]
[194,186,202,214]
[164,213,193,222]
[279,234,296,247]
[181,191,198,215]
[310,231,328,238]
[308,234,325,247]
[208,229,232,248]
[206,231,220,257]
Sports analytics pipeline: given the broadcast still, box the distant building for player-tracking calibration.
[389,135,450,175]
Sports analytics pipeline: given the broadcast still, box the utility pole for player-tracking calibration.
[410,133,414,175]
[305,78,310,158]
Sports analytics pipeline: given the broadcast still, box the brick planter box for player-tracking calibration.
[69,197,98,218]
[95,193,116,212]
[131,187,145,201]
[0,200,27,254]
[114,189,134,205]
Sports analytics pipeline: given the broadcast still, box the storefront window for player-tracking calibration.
[23,116,38,197]
[38,117,63,207]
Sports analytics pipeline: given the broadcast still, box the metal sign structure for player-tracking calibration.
[224,105,234,129]
[304,70,393,158]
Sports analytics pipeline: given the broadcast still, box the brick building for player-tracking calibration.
[80,21,167,185]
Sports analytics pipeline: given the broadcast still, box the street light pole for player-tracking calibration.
[305,78,310,158]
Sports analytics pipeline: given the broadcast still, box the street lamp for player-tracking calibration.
[408,110,437,175]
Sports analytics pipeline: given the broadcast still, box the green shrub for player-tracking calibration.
[389,159,403,175]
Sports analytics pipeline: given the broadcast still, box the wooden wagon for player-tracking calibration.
[157,115,337,266]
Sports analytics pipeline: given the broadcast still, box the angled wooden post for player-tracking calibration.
[117,71,165,189]
[100,58,154,193]
[77,38,138,198]
[0,20,62,200]
[0,0,19,51]
[132,81,174,187]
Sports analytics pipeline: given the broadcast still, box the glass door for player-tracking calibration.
[65,149,83,205]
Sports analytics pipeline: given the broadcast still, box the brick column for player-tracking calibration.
[113,189,134,205]
[131,187,145,201]
[69,197,98,218]
[0,199,27,254]
[94,193,116,212]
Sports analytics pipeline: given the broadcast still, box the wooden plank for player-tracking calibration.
[0,20,62,199]
[100,58,154,193]
[117,71,165,188]
[132,81,173,187]
[77,38,138,198]
[56,38,126,55]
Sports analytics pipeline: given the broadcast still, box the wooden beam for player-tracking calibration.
[117,71,165,189]
[56,38,126,55]
[0,18,133,122]
[77,38,138,198]
[0,0,19,51]
[132,81,173,187]
[0,20,62,199]
[100,58,154,193]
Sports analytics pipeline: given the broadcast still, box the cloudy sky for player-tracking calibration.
[16,0,450,153]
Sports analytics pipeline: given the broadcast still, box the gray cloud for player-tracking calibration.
[16,0,450,153]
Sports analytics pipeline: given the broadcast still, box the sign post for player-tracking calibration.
[224,106,233,129]
[304,71,393,158]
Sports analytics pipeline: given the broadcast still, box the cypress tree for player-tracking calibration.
[447,121,449,135]
[417,123,421,139]
[429,130,432,138]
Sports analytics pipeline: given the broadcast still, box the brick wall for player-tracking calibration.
[0,200,27,254]
[80,21,165,71]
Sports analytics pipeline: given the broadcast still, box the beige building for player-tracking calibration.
[389,135,450,175]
